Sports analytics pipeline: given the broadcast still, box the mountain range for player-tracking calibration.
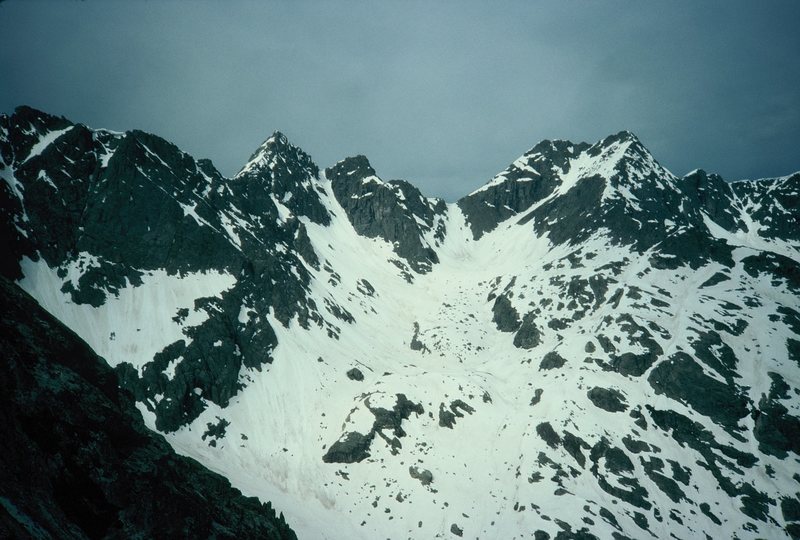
[1,105,798,539]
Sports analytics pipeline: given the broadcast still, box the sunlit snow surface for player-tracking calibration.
[9,122,799,540]
[19,257,235,373]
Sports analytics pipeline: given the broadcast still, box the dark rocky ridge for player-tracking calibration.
[326,155,446,273]
[234,130,330,226]
[513,132,689,252]
[731,173,800,242]
[1,107,241,292]
[456,131,795,281]
[458,139,589,239]
[0,276,296,540]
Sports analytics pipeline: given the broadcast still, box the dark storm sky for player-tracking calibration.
[2,1,798,200]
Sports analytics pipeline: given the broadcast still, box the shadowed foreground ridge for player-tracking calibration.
[0,276,297,540]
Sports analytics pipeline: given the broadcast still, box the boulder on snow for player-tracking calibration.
[346,367,364,381]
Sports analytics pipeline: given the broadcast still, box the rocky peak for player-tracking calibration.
[325,154,377,182]
[596,129,639,146]
[0,111,247,301]
[675,169,741,232]
[325,155,445,275]
[236,130,319,180]
[573,131,679,202]
[9,104,73,136]
[1,105,74,168]
[585,129,648,165]
[679,168,729,198]
[233,131,329,225]
[268,129,289,145]
[730,171,800,242]
[457,138,591,239]
[523,138,592,174]
[506,131,709,254]
[588,130,650,159]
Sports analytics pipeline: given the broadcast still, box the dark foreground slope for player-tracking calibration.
[0,276,297,540]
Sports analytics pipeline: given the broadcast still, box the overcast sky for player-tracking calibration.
[2,1,798,200]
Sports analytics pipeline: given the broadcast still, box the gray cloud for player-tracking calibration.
[1,1,798,200]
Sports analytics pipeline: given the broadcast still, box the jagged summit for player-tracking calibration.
[325,154,377,181]
[235,129,318,179]
[456,130,674,241]
[9,104,71,130]
[0,106,73,166]
[269,129,289,143]
[599,128,641,144]
[463,130,651,194]
[233,128,328,225]
[325,153,446,274]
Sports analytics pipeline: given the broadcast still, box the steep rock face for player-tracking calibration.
[676,169,743,232]
[2,105,799,540]
[0,107,242,296]
[458,139,589,239]
[326,155,446,273]
[515,132,686,250]
[234,130,330,226]
[0,276,297,540]
[731,172,800,242]
[461,131,781,274]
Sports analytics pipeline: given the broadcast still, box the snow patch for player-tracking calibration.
[18,257,236,373]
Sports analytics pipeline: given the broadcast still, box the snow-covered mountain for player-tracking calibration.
[2,105,799,539]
